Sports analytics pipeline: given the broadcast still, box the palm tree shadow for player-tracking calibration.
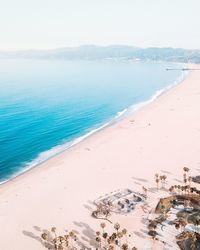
[132,177,148,183]
[174,178,182,183]
[148,187,158,193]
[23,230,44,246]
[133,181,142,186]
[23,227,54,249]
[83,200,96,213]
[73,221,96,248]
[133,231,146,239]
[161,170,172,175]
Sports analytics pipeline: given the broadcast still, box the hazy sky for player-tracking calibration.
[0,0,199,50]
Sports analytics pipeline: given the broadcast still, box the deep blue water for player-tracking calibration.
[0,59,184,183]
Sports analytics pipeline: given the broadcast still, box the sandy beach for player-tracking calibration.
[1,67,200,250]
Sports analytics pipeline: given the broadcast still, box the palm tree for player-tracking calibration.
[183,173,187,184]
[41,232,48,241]
[162,175,167,188]
[114,223,120,231]
[157,175,167,189]
[122,228,128,244]
[51,227,57,238]
[69,231,76,248]
[155,173,160,190]
[183,167,190,173]
[174,185,178,194]
[148,230,157,250]
[121,243,128,250]
[184,177,187,185]
[169,186,174,194]
[100,222,106,233]
[183,167,190,184]
[188,176,192,187]
[95,236,101,249]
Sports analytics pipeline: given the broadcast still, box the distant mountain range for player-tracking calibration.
[0,45,200,63]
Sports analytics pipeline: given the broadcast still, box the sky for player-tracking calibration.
[0,0,200,50]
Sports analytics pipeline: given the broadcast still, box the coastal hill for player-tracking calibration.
[0,45,200,63]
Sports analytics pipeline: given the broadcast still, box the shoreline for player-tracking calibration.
[0,68,188,186]
[0,66,200,249]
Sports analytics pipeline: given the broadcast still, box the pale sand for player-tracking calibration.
[1,68,200,249]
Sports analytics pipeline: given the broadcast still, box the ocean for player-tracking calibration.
[0,59,186,183]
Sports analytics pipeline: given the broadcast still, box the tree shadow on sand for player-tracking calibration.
[23,226,54,249]
[173,178,182,183]
[23,224,94,249]
[132,177,149,183]
[161,170,172,175]
[133,230,146,239]
[83,200,95,213]
[73,221,96,248]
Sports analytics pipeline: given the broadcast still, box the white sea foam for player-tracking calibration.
[115,108,128,118]
[0,69,189,185]
[128,69,189,114]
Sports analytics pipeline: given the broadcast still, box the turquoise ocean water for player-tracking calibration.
[0,59,185,183]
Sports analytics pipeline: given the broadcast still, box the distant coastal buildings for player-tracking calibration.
[166,68,200,71]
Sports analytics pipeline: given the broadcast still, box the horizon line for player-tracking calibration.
[0,44,199,52]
